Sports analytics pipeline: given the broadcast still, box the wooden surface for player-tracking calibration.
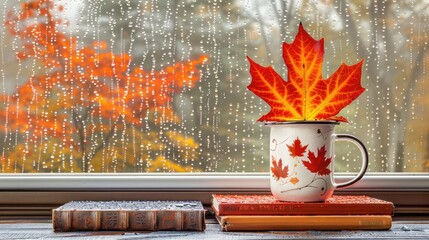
[1,218,429,239]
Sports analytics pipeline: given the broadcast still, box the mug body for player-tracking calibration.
[268,121,337,202]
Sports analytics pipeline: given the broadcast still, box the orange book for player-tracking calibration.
[216,215,392,231]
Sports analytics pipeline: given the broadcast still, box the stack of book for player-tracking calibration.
[212,194,394,231]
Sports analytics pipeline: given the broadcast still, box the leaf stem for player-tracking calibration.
[280,173,328,196]
[270,137,289,151]
[283,158,299,183]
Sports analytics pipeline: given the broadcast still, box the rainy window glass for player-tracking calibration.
[0,0,428,173]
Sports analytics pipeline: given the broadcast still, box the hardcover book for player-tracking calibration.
[216,215,392,231]
[52,201,206,232]
[212,194,394,216]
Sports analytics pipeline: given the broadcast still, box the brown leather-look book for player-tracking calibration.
[52,201,205,232]
[212,194,394,216]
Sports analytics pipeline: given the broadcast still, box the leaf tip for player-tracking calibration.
[298,22,305,32]
[352,59,364,69]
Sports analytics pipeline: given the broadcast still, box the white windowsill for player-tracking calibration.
[0,173,428,191]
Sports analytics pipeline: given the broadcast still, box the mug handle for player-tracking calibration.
[333,134,369,189]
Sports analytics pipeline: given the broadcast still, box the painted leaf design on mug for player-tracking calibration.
[287,137,308,157]
[271,156,289,180]
[302,145,332,176]
[289,177,300,185]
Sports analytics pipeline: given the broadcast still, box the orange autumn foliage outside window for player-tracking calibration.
[0,0,206,173]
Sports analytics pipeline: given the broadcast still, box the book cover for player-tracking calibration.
[216,215,392,231]
[52,201,205,232]
[212,194,394,216]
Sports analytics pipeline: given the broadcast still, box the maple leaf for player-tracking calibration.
[271,156,289,180]
[247,23,365,122]
[302,145,332,176]
[287,137,308,157]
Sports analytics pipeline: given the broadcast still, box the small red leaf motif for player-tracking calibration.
[302,145,332,176]
[271,156,289,181]
[287,137,308,157]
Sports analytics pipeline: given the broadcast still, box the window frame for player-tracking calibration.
[0,173,428,191]
[0,173,428,217]
[0,1,428,220]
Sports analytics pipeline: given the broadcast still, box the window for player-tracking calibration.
[0,3,429,217]
[0,0,428,175]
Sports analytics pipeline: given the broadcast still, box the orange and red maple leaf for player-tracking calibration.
[287,137,308,157]
[247,23,365,122]
[289,177,299,185]
[271,156,289,180]
[302,145,332,176]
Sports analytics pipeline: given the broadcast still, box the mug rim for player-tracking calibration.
[264,120,340,126]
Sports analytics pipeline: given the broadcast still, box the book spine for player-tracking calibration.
[155,211,183,230]
[53,210,205,231]
[155,210,205,231]
[71,210,101,230]
[183,210,206,231]
[52,210,71,232]
[101,211,128,230]
[216,204,393,216]
[218,215,392,231]
[128,210,156,231]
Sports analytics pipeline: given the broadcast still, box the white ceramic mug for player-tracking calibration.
[267,121,368,202]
